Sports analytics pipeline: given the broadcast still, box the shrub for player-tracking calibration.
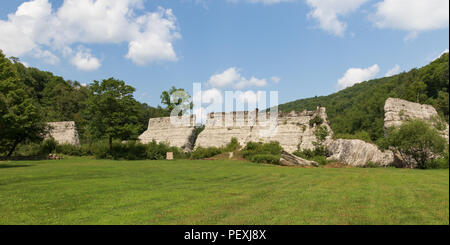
[383,119,447,169]
[250,154,280,165]
[424,152,449,169]
[56,144,82,156]
[224,137,240,152]
[241,141,282,165]
[309,116,324,127]
[40,138,57,155]
[360,161,380,168]
[190,146,223,159]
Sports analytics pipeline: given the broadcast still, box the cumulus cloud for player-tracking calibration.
[385,64,401,77]
[207,67,268,89]
[371,0,449,39]
[0,0,180,70]
[70,47,101,71]
[271,76,281,84]
[337,64,380,90]
[305,0,368,36]
[228,0,292,4]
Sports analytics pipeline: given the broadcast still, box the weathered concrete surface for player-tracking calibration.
[326,139,394,167]
[195,107,332,153]
[384,98,449,140]
[138,116,196,151]
[47,121,80,145]
[280,151,319,167]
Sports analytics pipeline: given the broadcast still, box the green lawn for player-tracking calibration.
[0,158,448,225]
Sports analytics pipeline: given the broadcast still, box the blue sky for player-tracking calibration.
[0,0,448,109]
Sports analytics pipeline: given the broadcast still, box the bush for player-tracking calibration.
[56,144,82,156]
[250,154,280,165]
[383,119,448,169]
[241,141,282,165]
[360,161,381,168]
[190,146,223,159]
[40,138,57,155]
[224,137,240,152]
[309,116,324,127]
[424,152,449,169]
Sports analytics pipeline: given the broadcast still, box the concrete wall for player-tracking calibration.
[138,116,196,151]
[195,107,332,153]
[47,121,80,145]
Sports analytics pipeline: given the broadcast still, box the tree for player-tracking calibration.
[0,50,47,158]
[382,119,448,169]
[84,78,140,152]
[160,86,193,115]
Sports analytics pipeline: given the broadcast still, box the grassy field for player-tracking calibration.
[0,158,448,225]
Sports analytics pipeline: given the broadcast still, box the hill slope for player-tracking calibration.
[278,53,449,142]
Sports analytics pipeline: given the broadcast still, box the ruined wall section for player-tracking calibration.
[47,121,80,145]
[195,107,332,153]
[384,98,449,140]
[138,116,196,151]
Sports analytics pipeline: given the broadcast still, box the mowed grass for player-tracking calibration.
[0,158,448,225]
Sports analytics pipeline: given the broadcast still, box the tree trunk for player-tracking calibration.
[109,136,113,154]
[6,139,21,159]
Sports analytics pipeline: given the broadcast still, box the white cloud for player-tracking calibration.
[228,0,292,4]
[337,64,380,90]
[33,48,60,65]
[237,91,265,105]
[371,0,449,38]
[207,67,268,89]
[385,64,401,77]
[207,67,241,88]
[235,77,267,89]
[305,0,368,36]
[271,76,281,84]
[70,47,101,71]
[0,0,180,69]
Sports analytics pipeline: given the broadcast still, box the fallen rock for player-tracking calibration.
[326,139,394,167]
[48,154,63,160]
[280,151,319,167]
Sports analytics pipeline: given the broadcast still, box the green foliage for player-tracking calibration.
[360,161,381,168]
[382,119,448,169]
[249,154,280,164]
[190,146,223,160]
[160,86,193,115]
[224,137,240,152]
[279,53,449,141]
[425,152,449,169]
[84,78,141,151]
[40,138,57,155]
[0,51,47,158]
[314,125,329,142]
[241,141,282,165]
[309,116,324,127]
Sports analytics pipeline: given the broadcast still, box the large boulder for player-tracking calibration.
[280,151,319,167]
[326,139,394,167]
[384,98,449,140]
